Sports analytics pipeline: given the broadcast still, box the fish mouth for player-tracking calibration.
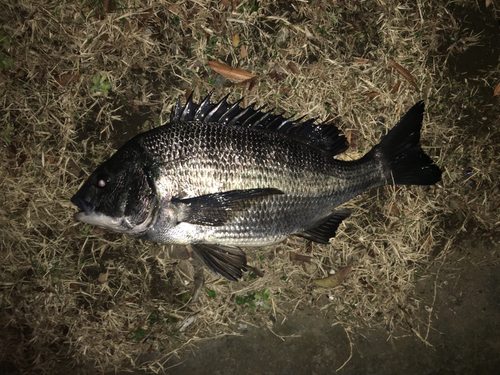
[71,196,93,217]
[73,211,86,222]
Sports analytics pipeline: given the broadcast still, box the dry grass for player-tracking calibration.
[1,0,499,373]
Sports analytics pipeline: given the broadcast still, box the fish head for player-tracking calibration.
[71,142,159,235]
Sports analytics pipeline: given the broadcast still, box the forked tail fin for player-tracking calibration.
[371,101,442,186]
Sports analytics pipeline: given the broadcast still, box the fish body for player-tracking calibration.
[71,92,441,280]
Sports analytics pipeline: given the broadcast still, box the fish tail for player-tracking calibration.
[371,101,441,186]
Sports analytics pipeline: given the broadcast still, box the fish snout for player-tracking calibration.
[71,196,94,216]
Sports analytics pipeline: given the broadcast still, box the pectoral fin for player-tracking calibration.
[173,188,284,226]
[189,244,247,281]
[296,209,351,244]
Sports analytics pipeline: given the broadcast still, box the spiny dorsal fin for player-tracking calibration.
[170,91,349,156]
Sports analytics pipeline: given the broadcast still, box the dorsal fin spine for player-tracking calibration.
[169,92,349,156]
[220,99,244,125]
[205,94,231,123]
[226,105,254,126]
[170,97,182,123]
[180,91,196,121]
[193,90,213,121]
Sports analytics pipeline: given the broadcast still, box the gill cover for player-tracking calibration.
[71,139,160,234]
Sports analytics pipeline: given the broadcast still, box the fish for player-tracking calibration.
[71,92,441,281]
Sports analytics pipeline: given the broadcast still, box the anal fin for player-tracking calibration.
[189,244,247,281]
[296,209,351,244]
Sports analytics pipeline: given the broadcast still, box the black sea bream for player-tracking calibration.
[71,92,441,281]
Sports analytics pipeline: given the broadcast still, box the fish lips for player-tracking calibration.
[71,195,94,219]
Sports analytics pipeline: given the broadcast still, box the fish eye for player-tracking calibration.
[96,173,111,188]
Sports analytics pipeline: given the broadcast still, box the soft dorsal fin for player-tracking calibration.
[169,91,349,156]
[295,209,351,244]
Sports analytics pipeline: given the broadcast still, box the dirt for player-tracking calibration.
[102,231,498,375]
[39,232,499,375]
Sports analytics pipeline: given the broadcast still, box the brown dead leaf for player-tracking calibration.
[233,76,258,91]
[232,32,240,47]
[246,265,265,277]
[287,61,300,74]
[290,252,314,264]
[98,272,109,283]
[209,61,257,80]
[123,20,133,33]
[494,81,500,96]
[422,235,432,252]
[388,58,419,91]
[308,63,325,80]
[35,286,55,293]
[191,268,205,303]
[6,144,26,168]
[140,8,154,21]
[389,80,402,94]
[240,45,248,58]
[169,4,180,15]
[184,88,193,101]
[234,78,248,88]
[353,57,372,64]
[268,69,285,82]
[55,72,81,87]
[15,69,25,78]
[93,227,106,235]
[306,241,313,253]
[247,76,258,91]
[345,129,359,149]
[180,37,196,53]
[278,86,291,95]
[314,261,353,288]
[7,144,16,161]
[324,114,335,126]
[389,222,401,232]
[486,0,492,7]
[221,0,239,5]
[364,92,380,100]
[387,202,400,216]
[103,0,116,12]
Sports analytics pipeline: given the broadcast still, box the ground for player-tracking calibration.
[0,0,499,374]
[43,230,500,374]
[155,233,500,375]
